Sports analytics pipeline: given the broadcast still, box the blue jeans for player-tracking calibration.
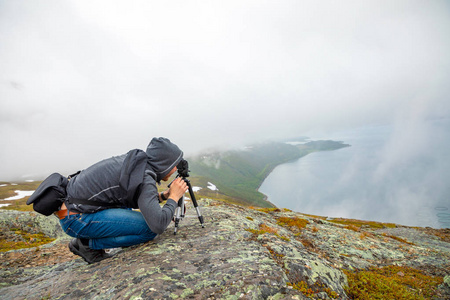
[60,208,157,250]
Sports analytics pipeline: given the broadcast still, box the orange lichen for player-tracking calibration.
[276,216,309,230]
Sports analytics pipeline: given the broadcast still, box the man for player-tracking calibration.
[55,137,188,264]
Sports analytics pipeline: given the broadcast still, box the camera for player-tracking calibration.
[176,159,190,178]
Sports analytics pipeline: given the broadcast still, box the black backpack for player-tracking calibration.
[27,171,122,216]
[27,150,149,216]
[26,173,70,216]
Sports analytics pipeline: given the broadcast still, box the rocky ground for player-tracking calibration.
[0,199,449,299]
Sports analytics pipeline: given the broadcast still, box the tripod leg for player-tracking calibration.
[186,181,205,228]
[173,196,185,235]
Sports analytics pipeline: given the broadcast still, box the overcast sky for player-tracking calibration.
[1,0,450,181]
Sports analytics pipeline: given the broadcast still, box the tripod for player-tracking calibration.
[170,159,205,235]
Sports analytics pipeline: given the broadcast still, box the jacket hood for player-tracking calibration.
[146,137,183,182]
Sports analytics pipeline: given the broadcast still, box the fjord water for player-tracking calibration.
[259,119,450,228]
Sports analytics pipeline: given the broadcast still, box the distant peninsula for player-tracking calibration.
[188,139,350,207]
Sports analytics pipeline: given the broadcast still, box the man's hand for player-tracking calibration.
[168,177,188,200]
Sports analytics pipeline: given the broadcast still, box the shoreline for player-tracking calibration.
[256,143,351,208]
[257,152,314,208]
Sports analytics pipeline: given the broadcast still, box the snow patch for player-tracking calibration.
[207,182,218,191]
[192,186,202,192]
[0,204,11,208]
[0,184,7,187]
[3,190,35,201]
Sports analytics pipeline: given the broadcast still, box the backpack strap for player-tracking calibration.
[66,197,122,208]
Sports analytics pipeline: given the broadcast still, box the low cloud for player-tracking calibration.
[1,0,449,180]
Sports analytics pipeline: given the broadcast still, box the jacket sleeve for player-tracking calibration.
[137,171,177,234]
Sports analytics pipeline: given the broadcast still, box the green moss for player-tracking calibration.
[324,287,339,299]
[287,281,339,299]
[280,236,290,242]
[329,218,397,230]
[344,265,443,299]
[287,281,323,299]
[0,229,55,252]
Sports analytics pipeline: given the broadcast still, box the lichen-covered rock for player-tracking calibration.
[0,200,449,299]
[0,210,65,238]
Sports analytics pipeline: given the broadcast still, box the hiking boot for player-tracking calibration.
[68,238,112,264]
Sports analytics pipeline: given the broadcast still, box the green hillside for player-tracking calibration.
[188,140,349,207]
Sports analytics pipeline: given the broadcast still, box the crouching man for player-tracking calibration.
[56,137,188,264]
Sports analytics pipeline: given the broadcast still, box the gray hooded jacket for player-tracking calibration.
[65,137,183,234]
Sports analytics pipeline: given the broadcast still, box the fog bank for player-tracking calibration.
[1,0,449,180]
